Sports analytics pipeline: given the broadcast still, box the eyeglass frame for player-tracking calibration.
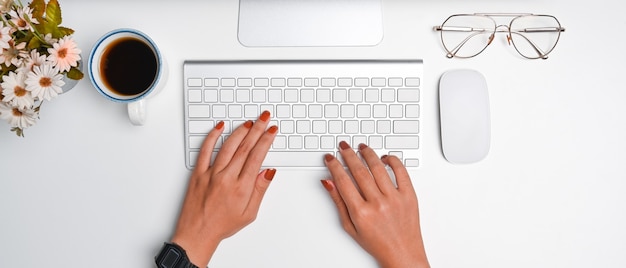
[433,13,566,59]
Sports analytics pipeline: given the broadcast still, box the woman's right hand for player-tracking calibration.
[321,141,430,268]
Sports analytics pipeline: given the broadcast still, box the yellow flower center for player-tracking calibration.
[12,108,22,117]
[14,86,26,97]
[39,77,52,88]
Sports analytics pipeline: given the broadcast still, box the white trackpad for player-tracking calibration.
[237,0,384,47]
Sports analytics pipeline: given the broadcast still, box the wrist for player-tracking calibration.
[155,242,199,268]
[171,235,220,268]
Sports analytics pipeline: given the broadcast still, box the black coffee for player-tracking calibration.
[100,37,158,96]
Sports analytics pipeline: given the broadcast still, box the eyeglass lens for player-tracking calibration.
[509,15,562,59]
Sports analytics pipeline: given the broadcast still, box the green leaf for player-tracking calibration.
[27,34,43,50]
[11,127,25,137]
[46,0,62,26]
[66,67,84,80]
[29,0,46,22]
[57,26,74,36]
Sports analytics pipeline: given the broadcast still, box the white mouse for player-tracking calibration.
[439,69,491,164]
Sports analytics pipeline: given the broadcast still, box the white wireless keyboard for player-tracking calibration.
[183,60,423,169]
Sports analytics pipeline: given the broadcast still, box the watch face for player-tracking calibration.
[156,243,195,268]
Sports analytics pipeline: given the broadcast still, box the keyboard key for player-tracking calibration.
[365,88,379,103]
[189,105,210,118]
[388,77,403,87]
[317,89,331,103]
[354,77,369,87]
[405,159,420,167]
[188,120,213,134]
[353,135,368,146]
[389,104,403,118]
[212,105,226,118]
[292,104,306,118]
[320,136,335,149]
[377,120,392,134]
[188,90,202,103]
[189,135,205,149]
[345,120,359,134]
[296,120,311,134]
[405,77,420,87]
[361,120,376,134]
[328,120,343,134]
[289,136,303,149]
[305,135,319,149]
[204,78,219,87]
[238,78,252,87]
[280,121,295,134]
[397,88,420,102]
[273,136,287,149]
[236,89,250,102]
[333,88,347,103]
[276,105,290,118]
[220,89,234,102]
[300,88,315,103]
[187,78,202,87]
[385,136,419,149]
[321,78,336,87]
[287,78,302,87]
[268,89,282,103]
[304,78,319,87]
[309,105,323,118]
[284,89,298,103]
[271,78,286,87]
[221,78,236,87]
[204,89,218,103]
[325,105,339,118]
[393,120,420,134]
[254,78,269,87]
[349,88,363,102]
[341,104,355,118]
[244,104,258,118]
[252,89,266,102]
[369,136,384,149]
[338,77,352,87]
[406,104,420,118]
[228,105,243,118]
[357,104,371,118]
[262,151,332,167]
[373,104,387,118]
[371,77,386,87]
[312,120,327,134]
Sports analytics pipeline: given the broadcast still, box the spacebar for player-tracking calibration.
[262,151,334,167]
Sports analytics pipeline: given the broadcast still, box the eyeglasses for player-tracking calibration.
[433,13,565,59]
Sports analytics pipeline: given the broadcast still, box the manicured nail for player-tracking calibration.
[381,155,388,161]
[215,121,224,130]
[243,120,253,129]
[339,141,351,150]
[264,169,277,181]
[324,153,335,162]
[358,143,368,150]
[268,125,278,134]
[260,110,271,122]
[321,180,333,192]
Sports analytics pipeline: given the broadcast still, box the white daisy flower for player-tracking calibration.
[0,102,37,129]
[0,26,12,49]
[48,36,82,73]
[0,40,27,67]
[0,0,13,14]
[17,49,47,74]
[25,63,65,101]
[9,6,38,31]
[43,33,58,45]
[1,71,34,109]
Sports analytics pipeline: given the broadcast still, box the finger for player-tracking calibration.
[238,125,278,180]
[211,120,254,171]
[382,155,415,193]
[244,168,277,218]
[225,111,272,174]
[321,179,357,237]
[337,141,380,200]
[193,121,225,175]
[357,143,396,195]
[324,153,363,208]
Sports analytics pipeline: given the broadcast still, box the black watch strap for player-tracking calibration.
[155,242,199,268]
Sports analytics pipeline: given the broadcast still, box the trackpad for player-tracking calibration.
[238,0,384,47]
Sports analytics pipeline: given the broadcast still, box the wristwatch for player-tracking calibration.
[155,242,199,268]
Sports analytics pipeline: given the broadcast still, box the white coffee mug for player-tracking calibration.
[88,28,168,125]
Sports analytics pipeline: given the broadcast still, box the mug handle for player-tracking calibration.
[128,100,146,126]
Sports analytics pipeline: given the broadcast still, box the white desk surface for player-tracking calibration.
[2,0,625,267]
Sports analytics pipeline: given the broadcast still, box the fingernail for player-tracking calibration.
[264,169,277,181]
[215,121,224,130]
[268,125,278,134]
[381,155,388,161]
[260,110,271,122]
[358,143,368,150]
[324,153,334,162]
[320,180,333,192]
[243,120,253,129]
[339,141,351,150]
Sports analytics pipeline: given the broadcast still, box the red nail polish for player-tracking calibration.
[268,125,278,134]
[243,120,253,129]
[358,143,368,150]
[260,110,271,122]
[215,121,224,130]
[321,180,333,192]
[324,153,335,162]
[339,141,351,150]
[264,169,277,181]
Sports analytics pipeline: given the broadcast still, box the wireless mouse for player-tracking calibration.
[439,69,491,164]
